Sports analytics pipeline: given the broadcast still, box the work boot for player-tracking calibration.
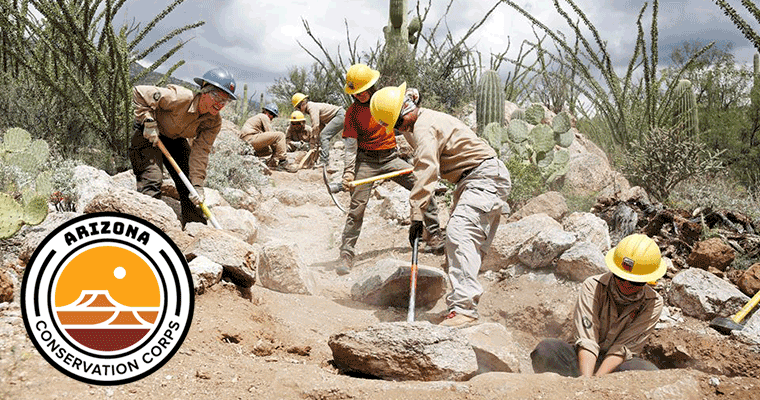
[424,232,446,255]
[276,158,298,173]
[336,254,353,276]
[439,311,478,328]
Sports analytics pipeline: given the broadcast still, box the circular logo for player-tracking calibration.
[21,212,194,385]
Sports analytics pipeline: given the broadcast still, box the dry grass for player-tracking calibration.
[667,171,760,219]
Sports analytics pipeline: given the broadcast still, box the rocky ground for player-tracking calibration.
[2,162,760,399]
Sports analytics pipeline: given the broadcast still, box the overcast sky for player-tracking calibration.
[117,0,760,104]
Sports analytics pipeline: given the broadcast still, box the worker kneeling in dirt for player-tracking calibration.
[291,92,345,168]
[370,83,512,327]
[240,103,296,172]
[129,67,236,228]
[336,64,445,276]
[531,233,666,377]
[285,111,312,152]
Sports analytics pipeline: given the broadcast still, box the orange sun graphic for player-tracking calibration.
[55,246,160,308]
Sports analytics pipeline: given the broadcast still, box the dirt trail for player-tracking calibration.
[2,169,760,399]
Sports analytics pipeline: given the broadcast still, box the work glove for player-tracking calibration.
[143,119,159,146]
[342,172,354,192]
[409,220,423,247]
[189,185,204,206]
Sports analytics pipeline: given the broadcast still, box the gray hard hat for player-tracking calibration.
[194,67,238,100]
[263,102,279,117]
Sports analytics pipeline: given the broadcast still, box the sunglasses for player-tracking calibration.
[208,90,232,106]
[615,276,646,287]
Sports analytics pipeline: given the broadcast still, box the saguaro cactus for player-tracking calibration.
[476,70,505,134]
[383,0,421,47]
[674,79,698,136]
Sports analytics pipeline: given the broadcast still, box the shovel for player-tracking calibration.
[407,236,419,323]
[709,290,760,335]
[156,139,222,229]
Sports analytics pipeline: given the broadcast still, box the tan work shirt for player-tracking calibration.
[133,84,221,186]
[573,272,663,361]
[240,113,272,141]
[302,101,341,137]
[286,124,313,143]
[403,108,496,221]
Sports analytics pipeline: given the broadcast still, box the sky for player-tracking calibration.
[115,0,760,104]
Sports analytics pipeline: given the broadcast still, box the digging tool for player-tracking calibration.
[156,139,222,229]
[407,236,419,323]
[348,167,414,188]
[322,166,346,213]
[297,148,317,170]
[710,290,760,335]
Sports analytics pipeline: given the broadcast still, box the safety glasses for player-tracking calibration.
[208,90,232,106]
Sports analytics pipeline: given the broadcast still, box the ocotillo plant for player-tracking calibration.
[0,127,51,238]
[673,79,699,136]
[476,70,505,134]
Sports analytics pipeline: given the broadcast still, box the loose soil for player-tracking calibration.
[1,168,760,399]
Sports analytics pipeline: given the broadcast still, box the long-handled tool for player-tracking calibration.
[297,148,317,170]
[156,140,222,229]
[710,290,760,335]
[407,236,419,323]
[349,167,414,188]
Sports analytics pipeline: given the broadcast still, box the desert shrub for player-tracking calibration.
[622,126,724,202]
[505,157,545,210]
[206,133,269,192]
[668,171,760,219]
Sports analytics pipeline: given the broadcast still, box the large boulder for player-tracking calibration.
[561,153,614,198]
[210,206,259,244]
[562,212,611,252]
[461,323,529,374]
[668,268,749,320]
[555,241,607,282]
[19,212,81,264]
[517,229,576,269]
[328,322,478,381]
[72,165,116,211]
[259,243,316,295]
[506,191,568,223]
[351,259,447,308]
[738,263,760,297]
[188,255,223,295]
[483,214,563,271]
[686,238,735,272]
[184,229,260,288]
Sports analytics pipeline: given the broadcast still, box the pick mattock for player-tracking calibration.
[709,290,760,335]
[407,236,419,323]
[348,167,414,188]
[156,139,222,229]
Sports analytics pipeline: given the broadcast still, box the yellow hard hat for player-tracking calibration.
[292,92,308,108]
[289,110,305,122]
[369,82,407,135]
[605,234,667,283]
[344,64,380,95]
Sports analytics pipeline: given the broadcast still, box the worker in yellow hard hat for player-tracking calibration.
[531,233,667,377]
[335,64,444,276]
[285,110,312,152]
[291,92,345,168]
[369,83,512,327]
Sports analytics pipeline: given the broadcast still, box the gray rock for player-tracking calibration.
[210,206,259,244]
[483,213,563,271]
[668,268,749,320]
[259,243,316,295]
[73,165,115,212]
[328,322,478,381]
[375,186,410,224]
[19,212,81,264]
[111,169,136,191]
[517,229,576,269]
[562,152,613,197]
[555,241,607,281]
[351,259,447,309]
[562,212,611,252]
[82,186,184,235]
[221,187,259,213]
[188,255,223,294]
[733,308,760,345]
[461,323,528,373]
[184,230,260,288]
[507,191,568,223]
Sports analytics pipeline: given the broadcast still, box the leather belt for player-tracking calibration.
[457,157,494,183]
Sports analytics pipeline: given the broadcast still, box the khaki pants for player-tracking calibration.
[445,158,511,318]
[340,148,441,258]
[242,131,287,161]
[318,109,345,165]
[128,126,205,228]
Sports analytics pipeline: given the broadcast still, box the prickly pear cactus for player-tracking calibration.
[482,122,508,151]
[476,70,505,135]
[507,119,530,143]
[0,127,51,237]
[525,103,545,125]
[528,124,555,154]
[511,109,525,121]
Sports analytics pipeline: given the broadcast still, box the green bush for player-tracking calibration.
[206,133,270,192]
[505,157,545,210]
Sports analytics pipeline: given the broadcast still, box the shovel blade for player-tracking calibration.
[709,317,744,335]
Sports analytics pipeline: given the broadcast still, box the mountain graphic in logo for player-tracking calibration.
[55,290,160,352]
